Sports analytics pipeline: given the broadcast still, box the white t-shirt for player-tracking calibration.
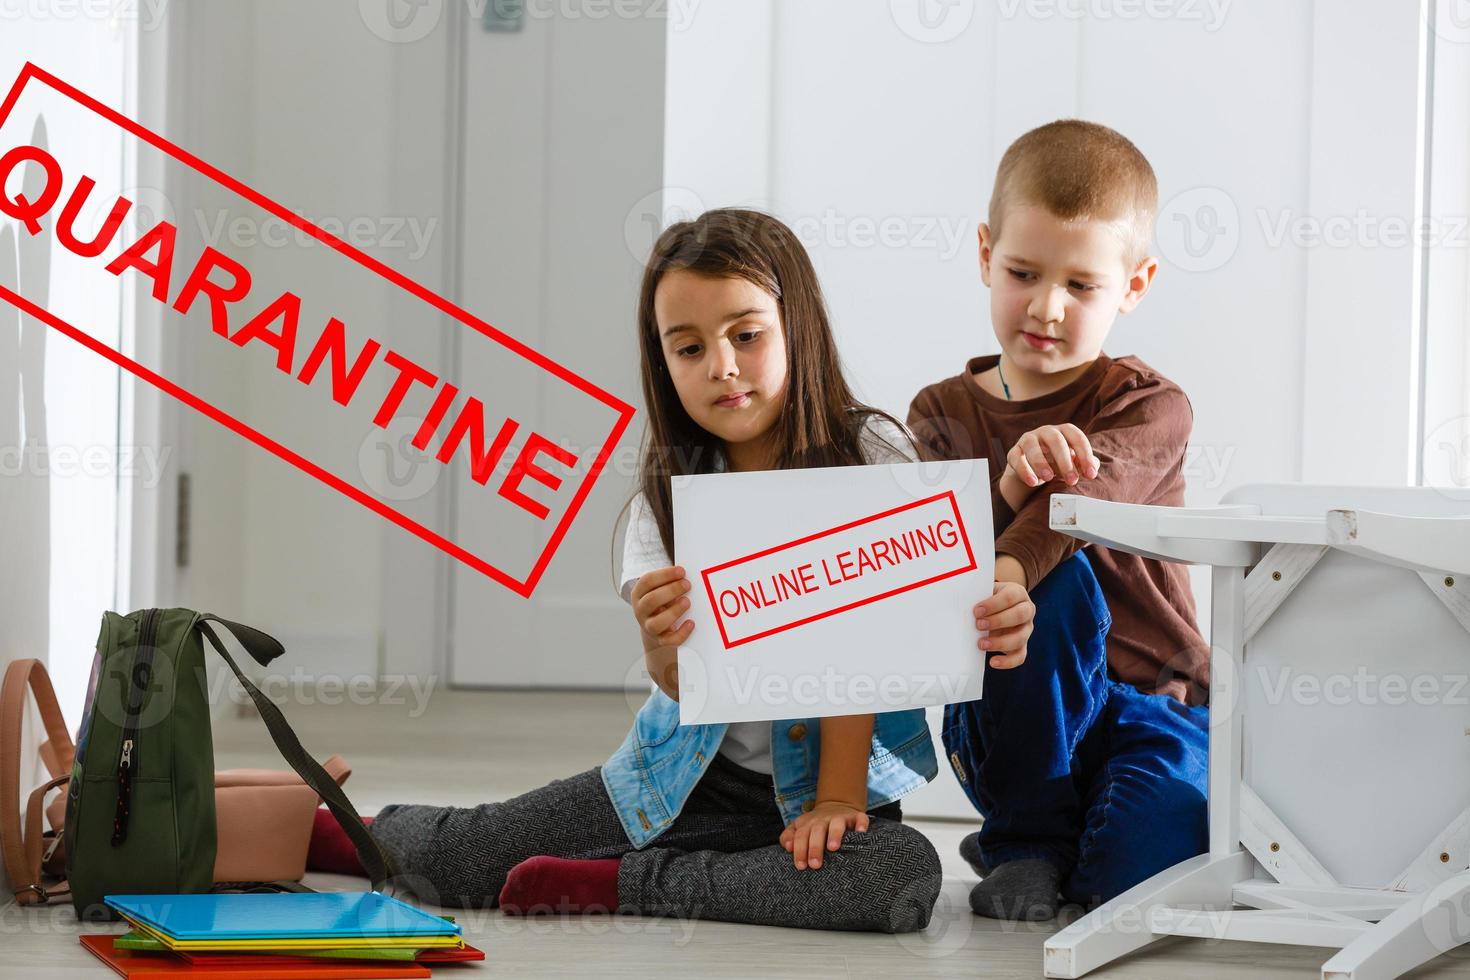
[618,415,917,775]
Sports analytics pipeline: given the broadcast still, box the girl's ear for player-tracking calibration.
[977,223,994,287]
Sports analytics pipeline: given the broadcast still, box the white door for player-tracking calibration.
[448,10,665,688]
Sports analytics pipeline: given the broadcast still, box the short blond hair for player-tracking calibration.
[989,119,1158,269]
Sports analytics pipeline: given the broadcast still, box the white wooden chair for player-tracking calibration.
[1041,485,1470,980]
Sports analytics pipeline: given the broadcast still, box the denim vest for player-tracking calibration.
[601,690,937,849]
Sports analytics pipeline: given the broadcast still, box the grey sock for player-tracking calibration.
[968,858,1061,922]
[957,831,990,877]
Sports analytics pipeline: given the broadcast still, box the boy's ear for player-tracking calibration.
[977,223,994,287]
[1117,254,1159,314]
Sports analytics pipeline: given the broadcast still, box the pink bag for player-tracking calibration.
[210,754,352,883]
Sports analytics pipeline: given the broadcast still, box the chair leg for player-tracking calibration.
[1043,850,1253,979]
[1320,869,1470,980]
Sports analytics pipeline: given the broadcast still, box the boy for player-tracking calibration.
[908,119,1211,921]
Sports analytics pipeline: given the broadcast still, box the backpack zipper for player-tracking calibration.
[111,608,159,847]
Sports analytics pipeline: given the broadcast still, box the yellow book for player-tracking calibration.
[125,918,465,952]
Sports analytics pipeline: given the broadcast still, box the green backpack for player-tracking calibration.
[62,608,394,920]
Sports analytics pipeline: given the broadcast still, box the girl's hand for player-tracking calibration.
[779,801,869,870]
[631,566,693,700]
[643,645,680,702]
[631,566,694,647]
[1007,423,1100,488]
[975,574,1035,670]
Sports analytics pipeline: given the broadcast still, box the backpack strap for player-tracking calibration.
[196,618,395,892]
[1,659,74,906]
[198,614,285,668]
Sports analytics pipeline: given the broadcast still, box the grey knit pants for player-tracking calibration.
[369,753,942,933]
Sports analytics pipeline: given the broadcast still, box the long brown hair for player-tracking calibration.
[634,208,904,559]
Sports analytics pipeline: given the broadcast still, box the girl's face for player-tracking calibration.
[653,270,789,468]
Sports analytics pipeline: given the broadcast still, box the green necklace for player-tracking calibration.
[997,359,1013,400]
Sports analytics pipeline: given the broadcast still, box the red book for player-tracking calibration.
[170,944,486,967]
[80,934,437,979]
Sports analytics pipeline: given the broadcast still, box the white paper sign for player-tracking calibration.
[673,459,993,724]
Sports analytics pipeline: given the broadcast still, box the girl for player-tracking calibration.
[312,209,1035,934]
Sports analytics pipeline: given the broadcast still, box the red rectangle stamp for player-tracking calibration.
[701,491,977,649]
[0,62,634,597]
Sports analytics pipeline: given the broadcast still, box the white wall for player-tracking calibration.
[661,0,774,212]
[667,0,1435,623]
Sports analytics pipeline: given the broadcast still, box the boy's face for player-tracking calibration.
[978,203,1157,373]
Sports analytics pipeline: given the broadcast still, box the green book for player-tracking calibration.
[112,915,459,962]
[112,930,420,961]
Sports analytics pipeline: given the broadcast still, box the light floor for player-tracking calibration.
[4,689,1467,979]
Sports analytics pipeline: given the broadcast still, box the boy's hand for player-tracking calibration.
[975,570,1035,670]
[1007,423,1100,488]
[631,566,693,700]
[779,801,869,870]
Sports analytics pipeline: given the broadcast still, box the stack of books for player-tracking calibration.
[80,891,485,978]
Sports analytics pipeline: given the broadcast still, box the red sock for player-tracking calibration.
[497,856,621,914]
[306,807,374,877]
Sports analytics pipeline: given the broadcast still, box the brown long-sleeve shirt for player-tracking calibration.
[907,353,1210,705]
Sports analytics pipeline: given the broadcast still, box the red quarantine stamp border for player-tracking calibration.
[700,490,977,649]
[0,62,635,598]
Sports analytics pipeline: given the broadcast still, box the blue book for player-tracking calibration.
[103,891,462,943]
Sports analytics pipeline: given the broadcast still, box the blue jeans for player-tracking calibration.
[942,551,1209,907]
